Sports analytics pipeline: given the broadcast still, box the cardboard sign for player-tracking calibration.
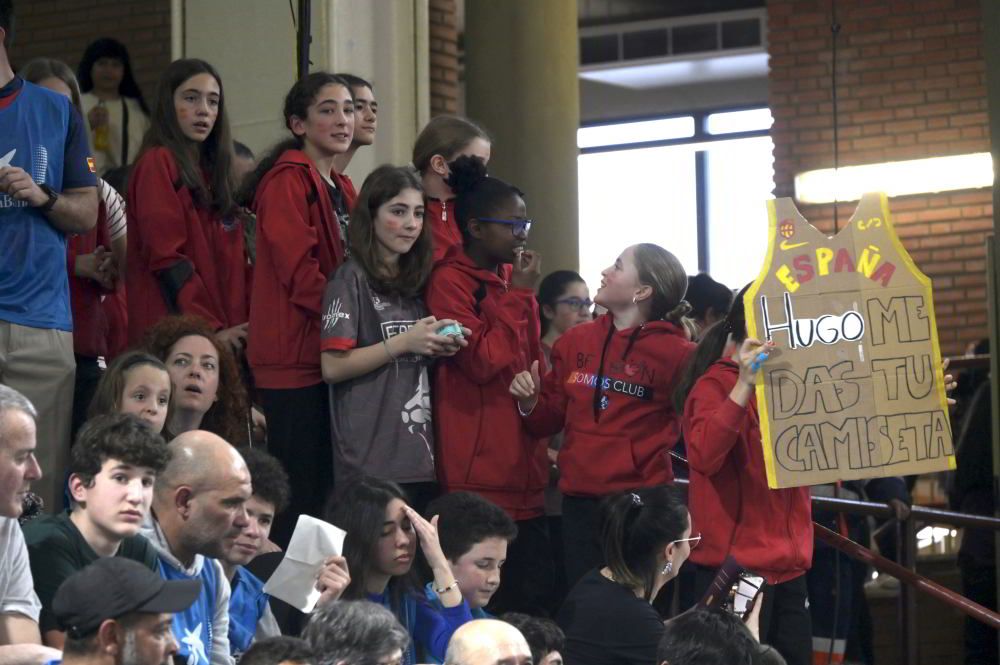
[744,193,955,489]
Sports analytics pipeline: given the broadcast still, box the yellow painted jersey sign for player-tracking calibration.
[744,193,955,489]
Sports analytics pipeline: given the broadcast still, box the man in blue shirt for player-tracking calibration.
[0,0,99,512]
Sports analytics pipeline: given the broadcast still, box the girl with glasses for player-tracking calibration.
[673,286,812,665]
[510,244,696,589]
[557,486,692,665]
[424,155,552,616]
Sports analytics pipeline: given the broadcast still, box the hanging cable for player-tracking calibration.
[831,0,842,233]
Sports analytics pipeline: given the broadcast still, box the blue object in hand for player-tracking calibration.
[437,322,464,337]
[750,352,769,372]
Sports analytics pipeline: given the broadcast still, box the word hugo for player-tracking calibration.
[775,243,897,293]
[759,292,865,349]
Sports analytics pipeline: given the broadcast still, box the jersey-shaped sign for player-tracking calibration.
[744,192,955,489]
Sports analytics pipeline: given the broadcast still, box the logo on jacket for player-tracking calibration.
[322,298,350,330]
[600,395,610,411]
[566,371,654,401]
[372,294,387,311]
[181,624,208,665]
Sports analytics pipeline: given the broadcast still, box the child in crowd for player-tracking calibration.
[423,492,518,618]
[332,72,378,204]
[220,448,287,659]
[243,73,355,543]
[673,286,811,665]
[321,166,466,512]
[329,478,474,665]
[424,155,551,616]
[87,350,172,434]
[510,244,695,587]
[144,315,249,444]
[502,613,565,665]
[126,59,249,348]
[411,115,492,263]
[77,37,150,174]
[24,414,169,648]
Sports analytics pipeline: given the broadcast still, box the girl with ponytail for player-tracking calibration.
[674,285,812,665]
[556,486,692,665]
[509,244,696,587]
[424,155,550,615]
[244,72,355,544]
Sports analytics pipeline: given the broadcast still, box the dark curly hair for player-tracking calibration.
[445,154,523,245]
[239,447,290,515]
[425,491,518,561]
[70,414,169,487]
[501,613,565,665]
[143,315,249,446]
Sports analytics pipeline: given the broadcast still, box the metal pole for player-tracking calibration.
[297,0,312,80]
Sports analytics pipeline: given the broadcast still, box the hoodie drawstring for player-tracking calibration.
[592,323,645,422]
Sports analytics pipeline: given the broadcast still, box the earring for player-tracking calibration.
[632,295,638,304]
[661,561,673,576]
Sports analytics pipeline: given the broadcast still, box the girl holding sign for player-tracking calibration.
[509,244,696,589]
[672,287,812,665]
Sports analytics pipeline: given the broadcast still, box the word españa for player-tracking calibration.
[774,410,952,472]
[775,245,897,293]
[759,293,865,350]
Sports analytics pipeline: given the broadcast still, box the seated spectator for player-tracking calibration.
[141,431,252,665]
[329,478,473,665]
[52,557,199,665]
[302,601,409,665]
[240,637,314,665]
[87,351,172,434]
[500,613,563,665]
[443,620,531,665]
[219,448,287,658]
[557,487,694,665]
[144,316,249,445]
[24,413,168,648]
[657,607,783,665]
[0,386,43,647]
[423,492,517,617]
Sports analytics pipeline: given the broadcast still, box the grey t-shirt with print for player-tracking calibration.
[320,259,436,486]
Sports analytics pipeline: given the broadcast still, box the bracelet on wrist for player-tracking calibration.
[434,579,459,595]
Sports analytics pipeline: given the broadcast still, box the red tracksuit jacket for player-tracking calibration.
[425,245,546,520]
[682,359,813,584]
[67,199,112,357]
[126,147,249,343]
[248,150,346,389]
[426,198,461,265]
[523,314,695,497]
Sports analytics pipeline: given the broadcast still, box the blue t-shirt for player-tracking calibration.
[228,566,269,658]
[422,583,491,664]
[157,556,218,665]
[0,77,96,331]
[368,589,473,665]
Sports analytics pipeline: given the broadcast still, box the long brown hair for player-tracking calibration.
[411,115,491,175]
[87,351,170,421]
[143,315,249,446]
[348,165,432,297]
[139,58,237,215]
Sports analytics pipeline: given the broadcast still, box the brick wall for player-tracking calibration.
[8,0,171,109]
[768,0,990,355]
[429,0,460,116]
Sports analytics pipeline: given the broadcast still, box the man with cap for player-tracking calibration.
[52,557,200,665]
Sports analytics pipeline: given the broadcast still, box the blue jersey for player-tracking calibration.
[157,556,219,665]
[0,78,95,330]
[227,567,269,658]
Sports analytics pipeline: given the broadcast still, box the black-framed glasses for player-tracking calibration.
[477,217,533,237]
[555,297,594,312]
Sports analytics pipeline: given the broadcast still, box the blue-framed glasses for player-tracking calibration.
[555,297,594,312]
[478,217,533,237]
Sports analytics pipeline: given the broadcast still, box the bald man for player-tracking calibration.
[444,620,532,665]
[141,431,251,665]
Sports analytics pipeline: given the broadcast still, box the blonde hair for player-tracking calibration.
[20,57,83,113]
[412,115,491,174]
[632,243,692,324]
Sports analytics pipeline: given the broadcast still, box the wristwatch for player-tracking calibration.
[38,184,59,212]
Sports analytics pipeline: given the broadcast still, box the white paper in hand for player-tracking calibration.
[262,514,347,612]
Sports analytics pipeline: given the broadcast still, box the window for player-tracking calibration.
[577,107,774,292]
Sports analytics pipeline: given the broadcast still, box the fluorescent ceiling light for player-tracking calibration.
[794,153,993,204]
[578,116,695,149]
[579,51,769,90]
[706,108,773,135]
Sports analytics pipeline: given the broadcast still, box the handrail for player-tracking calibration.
[943,353,990,370]
[809,494,1000,531]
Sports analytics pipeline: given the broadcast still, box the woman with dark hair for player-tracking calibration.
[510,244,696,588]
[143,315,249,445]
[557,486,695,665]
[243,72,355,544]
[320,165,466,510]
[424,155,551,616]
[77,38,150,174]
[126,58,248,351]
[673,286,811,665]
[329,478,474,665]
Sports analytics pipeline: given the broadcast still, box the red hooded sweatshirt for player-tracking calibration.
[523,314,694,497]
[248,150,346,389]
[67,199,112,357]
[426,198,461,265]
[425,244,547,520]
[126,147,249,343]
[682,359,813,584]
